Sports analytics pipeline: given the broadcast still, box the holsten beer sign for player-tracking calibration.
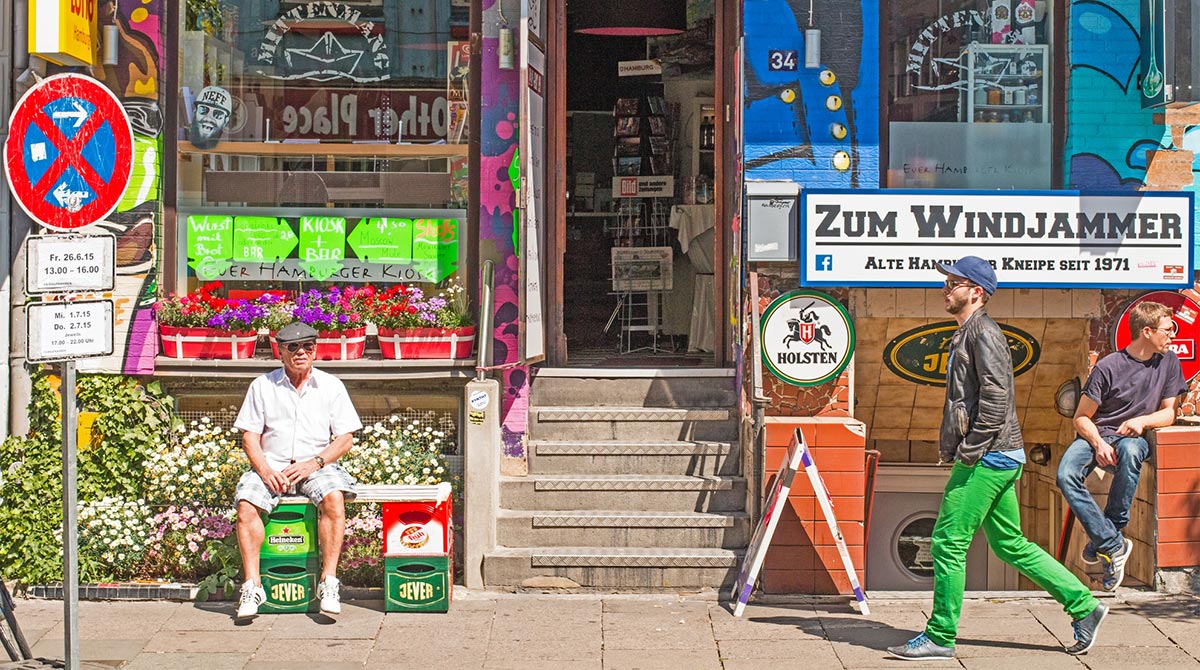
[800,189,1194,288]
[760,290,854,386]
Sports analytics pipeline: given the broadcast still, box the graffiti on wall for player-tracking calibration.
[480,0,528,462]
[742,0,878,188]
[73,0,163,375]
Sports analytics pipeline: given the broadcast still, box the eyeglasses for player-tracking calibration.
[285,341,317,353]
[1152,324,1178,336]
[943,278,975,292]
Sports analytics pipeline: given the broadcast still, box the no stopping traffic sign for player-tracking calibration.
[3,73,133,231]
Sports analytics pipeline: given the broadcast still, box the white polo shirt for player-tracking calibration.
[234,367,363,472]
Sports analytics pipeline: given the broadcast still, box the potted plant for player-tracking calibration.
[268,286,369,360]
[365,280,475,359]
[154,282,276,359]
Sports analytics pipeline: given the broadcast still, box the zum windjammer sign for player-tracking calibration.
[760,290,855,387]
[800,189,1194,289]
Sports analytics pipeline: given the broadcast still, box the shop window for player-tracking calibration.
[884,0,1053,189]
[174,0,471,293]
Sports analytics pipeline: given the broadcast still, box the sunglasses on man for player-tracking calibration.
[285,341,317,353]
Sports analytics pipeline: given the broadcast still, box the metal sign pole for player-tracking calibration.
[60,359,79,670]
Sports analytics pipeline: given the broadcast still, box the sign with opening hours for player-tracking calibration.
[27,299,114,362]
[4,73,133,231]
[26,234,116,294]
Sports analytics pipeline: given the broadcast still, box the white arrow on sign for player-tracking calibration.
[52,183,89,212]
[51,101,88,129]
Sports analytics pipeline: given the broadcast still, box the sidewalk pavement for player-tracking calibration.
[5,589,1199,669]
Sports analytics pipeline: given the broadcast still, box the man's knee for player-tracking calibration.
[319,491,346,519]
[236,499,265,524]
[1115,438,1149,465]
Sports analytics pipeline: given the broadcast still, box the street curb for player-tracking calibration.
[25,583,386,602]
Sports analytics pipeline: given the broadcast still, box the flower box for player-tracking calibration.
[269,327,367,360]
[159,325,258,360]
[377,326,476,360]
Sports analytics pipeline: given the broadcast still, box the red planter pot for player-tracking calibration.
[159,325,258,360]
[269,327,367,360]
[377,326,476,360]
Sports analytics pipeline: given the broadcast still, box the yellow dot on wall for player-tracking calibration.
[832,151,851,171]
[829,122,847,140]
[131,8,149,22]
[820,69,837,86]
[826,95,842,111]
[780,88,796,103]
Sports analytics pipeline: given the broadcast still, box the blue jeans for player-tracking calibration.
[1055,436,1150,556]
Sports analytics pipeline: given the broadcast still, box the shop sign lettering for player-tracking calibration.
[760,290,854,387]
[256,2,390,82]
[801,189,1194,288]
[883,320,1040,387]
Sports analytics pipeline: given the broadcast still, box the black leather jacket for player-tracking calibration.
[939,308,1024,465]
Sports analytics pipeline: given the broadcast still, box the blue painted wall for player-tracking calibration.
[742,0,879,188]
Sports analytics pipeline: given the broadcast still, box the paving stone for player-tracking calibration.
[41,601,178,640]
[603,648,722,670]
[28,638,145,665]
[958,656,1086,669]
[366,650,486,670]
[952,633,1070,657]
[1076,644,1200,667]
[244,663,365,670]
[140,629,267,653]
[265,606,384,640]
[122,652,251,670]
[485,638,601,660]
[483,660,602,670]
[159,603,252,631]
[716,637,841,661]
[250,637,374,664]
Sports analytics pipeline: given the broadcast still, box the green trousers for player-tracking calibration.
[925,462,1098,647]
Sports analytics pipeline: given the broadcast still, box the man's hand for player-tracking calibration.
[1115,418,1146,437]
[258,468,291,494]
[1093,441,1117,468]
[282,459,321,486]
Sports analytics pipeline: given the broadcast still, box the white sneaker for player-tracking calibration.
[236,580,265,620]
[317,576,341,615]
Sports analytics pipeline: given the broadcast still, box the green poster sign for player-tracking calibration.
[299,216,347,280]
[186,215,234,279]
[234,216,298,262]
[347,217,413,263]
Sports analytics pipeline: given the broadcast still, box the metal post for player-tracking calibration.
[60,359,78,670]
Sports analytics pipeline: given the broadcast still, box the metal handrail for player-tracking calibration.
[475,260,495,381]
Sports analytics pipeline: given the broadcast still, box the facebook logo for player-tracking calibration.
[815,255,833,272]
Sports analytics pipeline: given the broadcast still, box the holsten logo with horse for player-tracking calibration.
[760,290,855,386]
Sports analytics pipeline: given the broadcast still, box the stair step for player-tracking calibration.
[495,510,750,548]
[533,474,735,491]
[532,546,741,568]
[530,440,738,476]
[536,407,733,422]
[531,511,744,528]
[500,475,747,512]
[483,547,743,588]
[530,374,737,408]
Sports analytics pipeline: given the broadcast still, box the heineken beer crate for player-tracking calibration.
[261,555,320,614]
[384,555,452,613]
[382,485,453,556]
[261,502,318,558]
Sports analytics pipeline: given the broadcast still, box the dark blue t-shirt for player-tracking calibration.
[1081,349,1188,439]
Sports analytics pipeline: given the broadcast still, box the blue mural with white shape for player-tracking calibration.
[743,0,879,188]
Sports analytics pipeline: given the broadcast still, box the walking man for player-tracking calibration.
[232,322,362,619]
[888,256,1106,660]
[1057,300,1187,591]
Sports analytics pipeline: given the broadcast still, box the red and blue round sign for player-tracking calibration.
[3,74,133,231]
[1113,290,1200,382]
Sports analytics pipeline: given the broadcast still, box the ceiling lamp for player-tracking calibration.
[575,0,686,36]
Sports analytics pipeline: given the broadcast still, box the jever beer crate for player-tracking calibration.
[260,501,319,614]
[385,555,453,613]
[377,482,454,613]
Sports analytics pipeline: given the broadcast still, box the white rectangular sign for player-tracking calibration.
[26,234,116,294]
[27,300,115,362]
[612,176,674,199]
[618,59,663,77]
[801,189,1195,288]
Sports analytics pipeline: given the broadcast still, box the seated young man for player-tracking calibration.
[1056,301,1187,591]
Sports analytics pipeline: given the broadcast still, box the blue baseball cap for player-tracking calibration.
[937,256,997,295]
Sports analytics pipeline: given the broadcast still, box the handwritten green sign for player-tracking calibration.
[299,216,347,280]
[346,217,413,263]
[186,215,234,279]
[233,216,298,262]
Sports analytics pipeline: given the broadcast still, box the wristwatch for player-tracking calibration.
[314,455,326,468]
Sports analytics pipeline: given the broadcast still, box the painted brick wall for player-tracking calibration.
[761,418,866,594]
[1151,427,1200,569]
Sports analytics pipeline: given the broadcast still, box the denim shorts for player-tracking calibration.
[234,463,357,512]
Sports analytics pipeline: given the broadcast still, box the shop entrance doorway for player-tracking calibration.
[547,0,731,367]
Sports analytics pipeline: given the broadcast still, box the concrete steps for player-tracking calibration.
[486,370,746,589]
